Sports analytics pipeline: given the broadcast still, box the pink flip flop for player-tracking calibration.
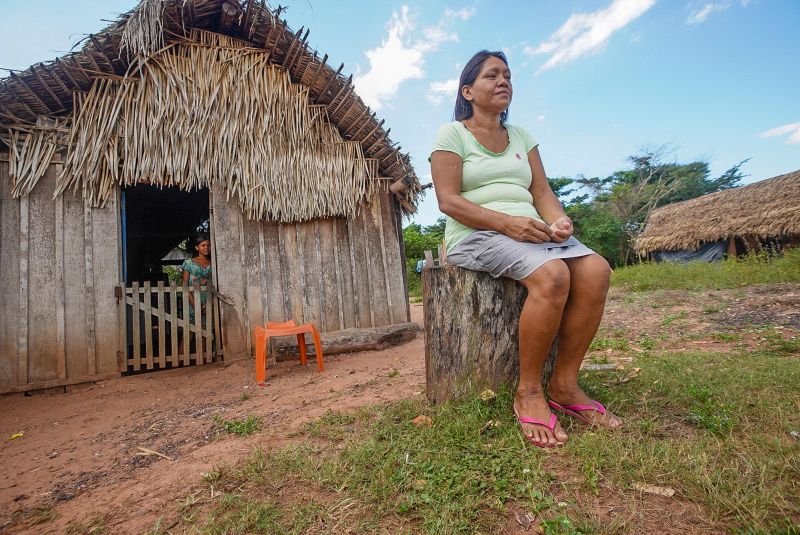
[513,405,563,448]
[548,399,607,425]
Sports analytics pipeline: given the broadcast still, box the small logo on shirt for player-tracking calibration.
[515,153,521,160]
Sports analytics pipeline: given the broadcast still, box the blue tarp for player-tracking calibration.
[653,240,727,263]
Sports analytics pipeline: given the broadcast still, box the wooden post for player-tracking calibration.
[727,236,737,258]
[422,265,557,404]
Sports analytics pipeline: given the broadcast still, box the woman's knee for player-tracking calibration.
[582,254,611,280]
[522,260,571,301]
[570,254,612,294]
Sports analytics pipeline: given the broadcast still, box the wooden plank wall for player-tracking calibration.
[213,185,409,358]
[0,159,121,391]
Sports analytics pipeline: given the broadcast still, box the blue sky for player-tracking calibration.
[1,0,798,225]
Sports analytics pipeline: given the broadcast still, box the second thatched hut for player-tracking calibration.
[635,170,800,261]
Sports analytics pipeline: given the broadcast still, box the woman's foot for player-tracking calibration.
[514,390,568,446]
[546,383,623,429]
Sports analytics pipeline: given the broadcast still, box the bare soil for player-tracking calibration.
[1,284,798,534]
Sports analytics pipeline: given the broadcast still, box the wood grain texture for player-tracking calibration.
[280,223,305,323]
[54,195,66,379]
[332,218,356,329]
[91,188,121,374]
[27,170,58,383]
[316,219,340,332]
[271,322,419,360]
[422,265,556,404]
[362,197,389,326]
[0,161,20,387]
[348,210,372,327]
[63,193,89,378]
[242,216,265,339]
[18,195,29,385]
[379,190,408,323]
[298,221,321,326]
[261,221,285,323]
[210,184,248,361]
[83,200,97,376]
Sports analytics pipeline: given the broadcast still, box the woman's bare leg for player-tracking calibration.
[516,260,571,445]
[547,254,622,428]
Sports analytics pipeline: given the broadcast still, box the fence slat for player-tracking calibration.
[193,282,203,364]
[170,282,178,367]
[131,281,141,371]
[205,288,213,363]
[182,282,190,366]
[143,282,154,370]
[157,281,166,368]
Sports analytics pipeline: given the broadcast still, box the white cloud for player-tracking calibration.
[759,123,800,144]
[427,78,459,105]
[526,0,656,74]
[536,115,546,122]
[686,2,730,25]
[444,7,476,21]
[354,6,472,110]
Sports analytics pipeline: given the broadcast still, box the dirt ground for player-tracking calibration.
[1,285,798,534]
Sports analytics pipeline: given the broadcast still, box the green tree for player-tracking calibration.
[402,217,447,298]
[551,150,748,266]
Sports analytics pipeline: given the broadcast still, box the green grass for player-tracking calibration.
[589,336,630,351]
[171,343,800,534]
[213,415,262,436]
[569,349,800,531]
[611,249,800,291]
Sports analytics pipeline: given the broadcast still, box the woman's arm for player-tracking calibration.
[431,151,554,243]
[528,147,572,242]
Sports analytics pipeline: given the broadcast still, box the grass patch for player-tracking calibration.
[213,415,262,436]
[589,336,630,352]
[170,347,800,533]
[13,507,58,528]
[612,249,800,291]
[569,348,800,531]
[65,513,111,535]
[661,310,688,327]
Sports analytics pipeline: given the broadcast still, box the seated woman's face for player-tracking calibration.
[196,240,210,256]
[467,56,513,113]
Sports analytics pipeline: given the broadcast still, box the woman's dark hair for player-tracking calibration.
[192,234,210,251]
[454,50,510,125]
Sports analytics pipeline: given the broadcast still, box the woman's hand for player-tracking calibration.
[549,216,573,243]
[501,215,556,243]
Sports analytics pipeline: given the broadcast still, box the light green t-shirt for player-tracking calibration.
[430,121,542,251]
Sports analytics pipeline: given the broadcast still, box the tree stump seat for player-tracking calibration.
[422,264,556,404]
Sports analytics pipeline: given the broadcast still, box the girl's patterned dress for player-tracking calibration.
[181,258,212,322]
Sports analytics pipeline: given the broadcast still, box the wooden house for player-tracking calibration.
[635,170,800,261]
[0,0,422,393]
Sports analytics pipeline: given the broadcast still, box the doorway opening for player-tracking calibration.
[119,184,220,373]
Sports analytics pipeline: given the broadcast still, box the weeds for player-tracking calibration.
[589,336,629,351]
[213,415,262,436]
[612,249,800,291]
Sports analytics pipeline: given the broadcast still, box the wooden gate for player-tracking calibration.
[116,281,221,372]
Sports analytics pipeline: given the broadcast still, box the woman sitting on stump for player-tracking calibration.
[430,50,622,448]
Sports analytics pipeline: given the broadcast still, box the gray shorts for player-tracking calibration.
[446,231,595,280]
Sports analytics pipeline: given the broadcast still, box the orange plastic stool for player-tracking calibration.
[255,320,324,385]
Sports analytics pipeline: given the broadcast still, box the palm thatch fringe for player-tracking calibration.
[120,0,170,61]
[51,29,376,221]
[4,117,67,196]
[635,170,800,254]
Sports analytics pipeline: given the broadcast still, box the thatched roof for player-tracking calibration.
[636,170,800,254]
[0,0,422,220]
